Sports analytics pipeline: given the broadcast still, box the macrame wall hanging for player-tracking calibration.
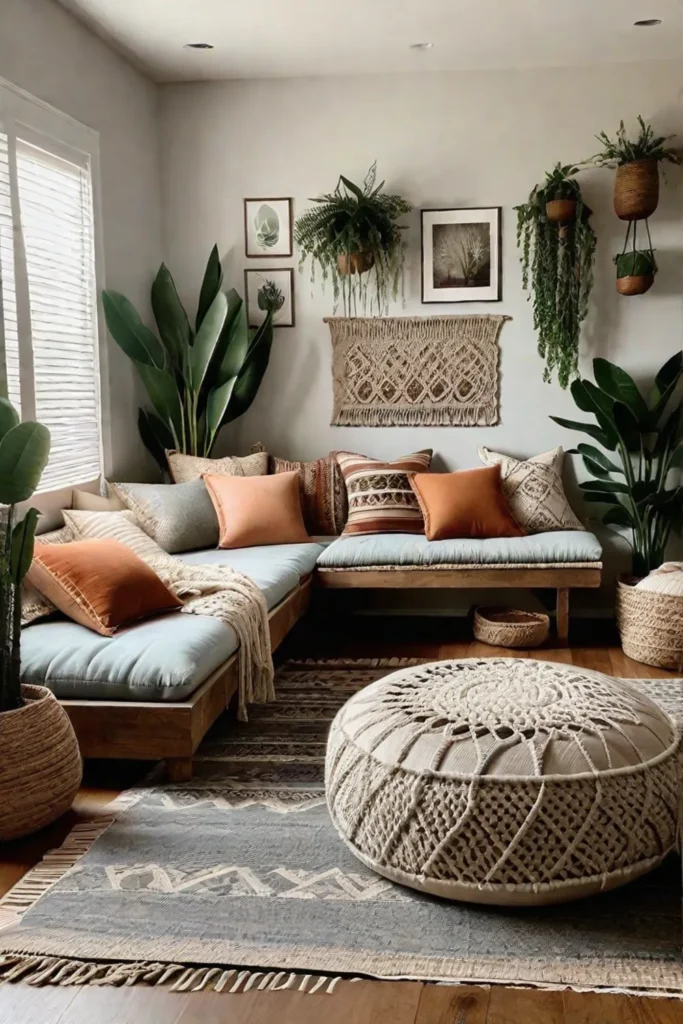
[326,314,510,427]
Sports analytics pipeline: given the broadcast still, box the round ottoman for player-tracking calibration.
[325,659,679,906]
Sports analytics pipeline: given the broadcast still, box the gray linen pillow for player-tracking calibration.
[108,479,219,554]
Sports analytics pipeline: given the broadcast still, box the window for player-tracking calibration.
[0,80,105,495]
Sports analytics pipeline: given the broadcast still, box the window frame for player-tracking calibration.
[0,76,112,511]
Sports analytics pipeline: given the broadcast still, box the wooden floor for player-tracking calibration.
[1,619,681,1024]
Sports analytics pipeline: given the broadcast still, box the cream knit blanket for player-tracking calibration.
[145,557,274,721]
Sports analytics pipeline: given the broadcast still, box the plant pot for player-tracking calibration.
[545,199,577,224]
[337,251,375,276]
[616,274,655,296]
[614,158,659,221]
[0,684,82,842]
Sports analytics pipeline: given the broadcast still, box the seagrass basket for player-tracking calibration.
[616,578,683,671]
[474,607,549,649]
[614,159,659,221]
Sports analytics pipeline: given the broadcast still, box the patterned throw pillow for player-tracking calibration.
[270,453,348,536]
[336,450,433,536]
[166,450,268,484]
[22,525,74,626]
[108,479,219,553]
[478,446,584,533]
[62,510,169,560]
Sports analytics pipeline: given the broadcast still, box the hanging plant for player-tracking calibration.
[592,116,680,221]
[294,162,412,317]
[516,163,597,389]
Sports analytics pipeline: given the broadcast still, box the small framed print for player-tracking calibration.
[244,268,295,328]
[421,207,502,303]
[244,197,293,258]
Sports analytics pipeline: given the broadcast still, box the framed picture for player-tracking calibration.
[421,207,502,303]
[244,197,293,258]
[244,268,295,328]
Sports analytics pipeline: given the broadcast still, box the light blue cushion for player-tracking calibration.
[316,532,602,568]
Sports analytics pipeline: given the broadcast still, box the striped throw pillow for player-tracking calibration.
[335,450,433,536]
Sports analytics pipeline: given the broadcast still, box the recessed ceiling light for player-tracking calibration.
[410,42,434,50]
[634,19,662,27]
[183,42,215,49]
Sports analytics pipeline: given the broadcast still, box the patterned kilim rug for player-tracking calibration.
[1,659,682,997]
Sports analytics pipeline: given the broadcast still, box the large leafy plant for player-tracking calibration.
[592,116,680,167]
[294,162,412,316]
[102,247,276,471]
[0,400,50,712]
[516,164,597,389]
[551,352,683,577]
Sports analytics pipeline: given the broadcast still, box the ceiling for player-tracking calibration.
[57,0,682,82]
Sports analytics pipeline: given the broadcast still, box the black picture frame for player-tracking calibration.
[421,206,502,303]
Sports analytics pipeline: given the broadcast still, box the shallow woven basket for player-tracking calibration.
[614,159,659,221]
[474,607,549,649]
[0,684,82,842]
[616,579,683,672]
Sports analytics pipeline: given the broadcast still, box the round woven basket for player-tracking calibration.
[616,578,683,671]
[0,685,82,842]
[474,607,550,649]
[614,159,659,221]
[616,274,654,296]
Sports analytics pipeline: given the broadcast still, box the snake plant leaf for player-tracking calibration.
[213,291,248,385]
[102,291,165,369]
[138,408,174,473]
[188,291,228,393]
[0,398,19,442]
[224,315,273,423]
[151,264,192,364]
[137,364,184,441]
[593,359,649,425]
[574,444,622,474]
[602,505,634,528]
[206,376,238,452]
[0,421,50,504]
[580,480,630,494]
[550,416,614,450]
[10,507,39,585]
[196,245,224,332]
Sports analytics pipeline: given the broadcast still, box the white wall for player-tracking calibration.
[160,62,683,589]
[0,0,163,483]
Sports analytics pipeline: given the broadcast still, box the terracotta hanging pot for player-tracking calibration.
[614,158,660,221]
[616,274,655,296]
[337,251,375,275]
[545,199,577,224]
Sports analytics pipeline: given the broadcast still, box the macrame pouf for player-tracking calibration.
[325,659,679,906]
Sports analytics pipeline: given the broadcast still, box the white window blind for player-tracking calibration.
[0,80,104,496]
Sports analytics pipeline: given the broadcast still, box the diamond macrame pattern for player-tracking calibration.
[326,659,680,904]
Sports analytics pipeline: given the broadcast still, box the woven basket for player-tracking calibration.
[614,159,659,221]
[616,579,683,671]
[545,199,577,224]
[0,684,82,841]
[474,607,549,649]
[337,251,375,275]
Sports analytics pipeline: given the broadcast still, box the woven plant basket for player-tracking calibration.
[0,684,82,842]
[474,607,549,649]
[616,578,683,671]
[614,159,659,221]
[616,274,654,296]
[545,199,577,224]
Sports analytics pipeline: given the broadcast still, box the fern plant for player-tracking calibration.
[592,116,680,167]
[516,164,597,389]
[294,162,412,316]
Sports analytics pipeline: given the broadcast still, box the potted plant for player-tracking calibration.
[550,351,683,577]
[0,403,82,841]
[516,163,597,389]
[614,249,658,296]
[592,116,680,221]
[102,246,278,473]
[294,162,412,316]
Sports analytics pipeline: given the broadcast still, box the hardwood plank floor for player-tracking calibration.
[1,622,681,1024]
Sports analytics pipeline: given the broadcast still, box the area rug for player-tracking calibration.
[1,659,682,997]
[327,316,508,426]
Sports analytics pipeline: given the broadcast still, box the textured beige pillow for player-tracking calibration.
[478,446,584,533]
[166,449,268,484]
[72,489,125,512]
[62,509,169,561]
[22,525,74,626]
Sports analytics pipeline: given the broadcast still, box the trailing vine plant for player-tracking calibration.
[516,163,597,389]
[294,162,412,316]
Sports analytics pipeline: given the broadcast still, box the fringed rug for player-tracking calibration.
[1,659,682,997]
[326,315,508,426]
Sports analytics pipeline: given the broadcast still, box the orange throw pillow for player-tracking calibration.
[203,470,309,549]
[28,539,182,636]
[410,466,525,541]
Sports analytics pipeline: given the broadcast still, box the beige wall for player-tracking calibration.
[0,0,163,482]
[160,62,683,587]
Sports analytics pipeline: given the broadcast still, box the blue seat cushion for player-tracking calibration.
[316,532,603,568]
[178,542,324,608]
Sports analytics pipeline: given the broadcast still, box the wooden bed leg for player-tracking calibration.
[167,757,193,783]
[556,589,569,646]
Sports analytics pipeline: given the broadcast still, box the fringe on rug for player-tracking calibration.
[0,955,353,994]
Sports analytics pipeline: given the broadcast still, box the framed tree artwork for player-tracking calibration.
[244,268,295,328]
[244,197,294,257]
[421,207,502,303]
